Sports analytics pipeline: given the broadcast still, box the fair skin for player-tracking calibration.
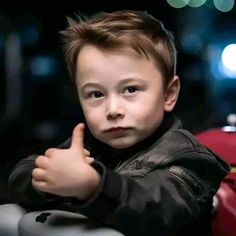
[32,44,180,200]
[77,45,180,149]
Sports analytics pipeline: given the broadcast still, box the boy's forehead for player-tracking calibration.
[77,45,157,74]
[77,45,139,73]
[75,44,164,84]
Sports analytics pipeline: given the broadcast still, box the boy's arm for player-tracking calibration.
[8,124,97,209]
[8,154,63,210]
[72,152,228,236]
[8,138,72,209]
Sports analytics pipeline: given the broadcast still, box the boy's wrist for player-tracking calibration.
[77,166,101,201]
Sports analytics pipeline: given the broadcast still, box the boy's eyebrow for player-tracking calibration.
[80,82,102,90]
[80,77,147,90]
[118,77,147,84]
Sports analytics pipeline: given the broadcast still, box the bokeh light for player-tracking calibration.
[213,0,234,12]
[188,0,207,7]
[167,0,235,11]
[167,0,190,8]
[221,44,236,78]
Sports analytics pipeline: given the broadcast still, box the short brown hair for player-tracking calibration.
[61,10,177,86]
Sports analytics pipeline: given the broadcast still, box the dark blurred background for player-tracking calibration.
[1,0,236,203]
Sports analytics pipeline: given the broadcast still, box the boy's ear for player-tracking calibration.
[164,75,180,112]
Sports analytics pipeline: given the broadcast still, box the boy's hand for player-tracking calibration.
[32,123,101,200]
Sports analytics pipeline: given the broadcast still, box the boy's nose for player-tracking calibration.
[106,98,125,120]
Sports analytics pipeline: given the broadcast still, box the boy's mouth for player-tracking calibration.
[104,127,131,137]
[105,127,130,133]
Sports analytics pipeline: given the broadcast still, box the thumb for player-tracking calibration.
[70,123,85,150]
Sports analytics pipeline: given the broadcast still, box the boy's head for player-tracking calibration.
[62,10,177,87]
[61,10,180,149]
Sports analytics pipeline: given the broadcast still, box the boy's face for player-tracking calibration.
[76,45,179,149]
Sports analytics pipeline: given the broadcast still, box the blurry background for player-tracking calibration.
[0,0,236,203]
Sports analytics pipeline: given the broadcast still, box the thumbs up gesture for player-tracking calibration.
[32,123,101,200]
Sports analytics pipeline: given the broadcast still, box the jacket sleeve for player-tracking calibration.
[73,151,229,236]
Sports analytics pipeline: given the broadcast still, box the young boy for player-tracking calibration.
[6,10,229,236]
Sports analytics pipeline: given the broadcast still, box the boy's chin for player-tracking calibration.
[106,138,139,149]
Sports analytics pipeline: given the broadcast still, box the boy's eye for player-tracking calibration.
[89,91,104,98]
[124,86,137,94]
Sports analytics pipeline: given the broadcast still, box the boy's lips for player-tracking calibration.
[104,127,131,133]
[104,127,131,138]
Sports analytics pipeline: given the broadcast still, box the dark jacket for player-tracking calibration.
[8,113,230,236]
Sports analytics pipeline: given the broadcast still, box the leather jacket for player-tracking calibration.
[8,113,230,236]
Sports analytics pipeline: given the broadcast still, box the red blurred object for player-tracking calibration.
[195,114,236,236]
[196,128,236,165]
[210,181,236,236]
